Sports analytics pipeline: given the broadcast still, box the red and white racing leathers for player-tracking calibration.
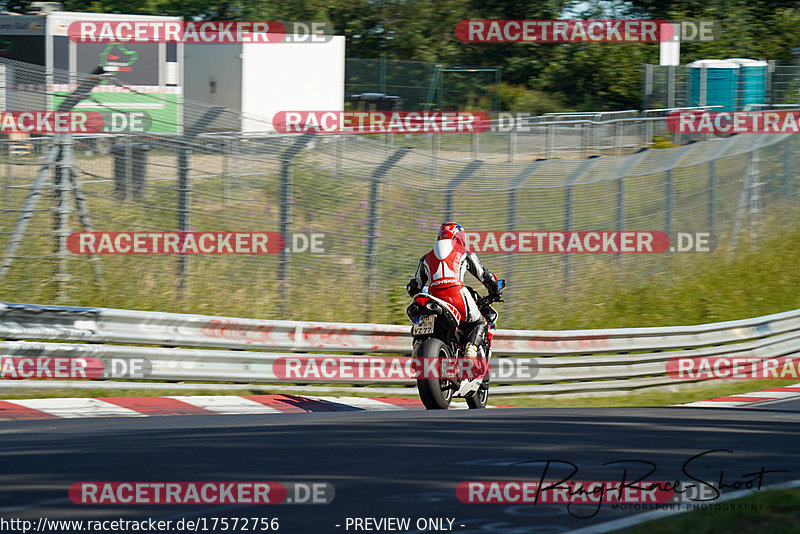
[412,238,496,326]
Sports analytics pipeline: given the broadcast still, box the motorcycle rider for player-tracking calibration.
[406,222,502,379]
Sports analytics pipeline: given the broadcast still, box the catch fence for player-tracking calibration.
[1,57,799,328]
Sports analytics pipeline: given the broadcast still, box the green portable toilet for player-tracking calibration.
[688,59,740,111]
[726,58,768,110]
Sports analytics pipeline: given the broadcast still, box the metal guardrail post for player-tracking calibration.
[365,147,411,320]
[278,134,314,317]
[545,123,554,158]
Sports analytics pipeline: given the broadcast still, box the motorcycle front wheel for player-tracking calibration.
[416,337,454,410]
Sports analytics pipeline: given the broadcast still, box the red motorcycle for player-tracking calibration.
[406,280,505,409]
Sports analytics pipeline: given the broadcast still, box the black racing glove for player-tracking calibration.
[406,279,420,297]
[484,271,500,298]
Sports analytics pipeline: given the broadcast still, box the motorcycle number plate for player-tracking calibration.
[414,314,435,335]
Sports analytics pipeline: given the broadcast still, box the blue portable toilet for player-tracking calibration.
[688,59,740,111]
[726,58,768,110]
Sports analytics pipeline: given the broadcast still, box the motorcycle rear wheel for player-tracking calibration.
[416,337,454,410]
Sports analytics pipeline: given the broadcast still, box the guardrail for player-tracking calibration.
[1,302,799,395]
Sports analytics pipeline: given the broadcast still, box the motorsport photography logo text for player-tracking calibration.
[455,450,787,519]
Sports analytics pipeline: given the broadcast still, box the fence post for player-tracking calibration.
[365,147,411,320]
[431,134,439,180]
[730,150,758,254]
[642,64,653,109]
[667,65,676,108]
[665,169,673,240]
[472,132,479,161]
[709,159,716,233]
[335,135,343,181]
[4,141,13,208]
[508,129,516,163]
[581,123,589,159]
[784,137,792,200]
[222,137,230,207]
[563,184,573,285]
[545,123,554,159]
[563,159,596,286]
[54,134,73,301]
[176,106,225,297]
[278,134,313,317]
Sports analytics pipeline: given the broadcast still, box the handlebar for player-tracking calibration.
[477,278,506,307]
[478,292,504,308]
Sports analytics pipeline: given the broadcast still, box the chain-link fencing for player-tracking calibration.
[1,57,799,328]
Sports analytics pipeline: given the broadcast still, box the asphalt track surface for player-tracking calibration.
[1,399,799,534]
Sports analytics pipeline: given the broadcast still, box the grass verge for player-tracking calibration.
[621,487,800,534]
[491,379,798,408]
